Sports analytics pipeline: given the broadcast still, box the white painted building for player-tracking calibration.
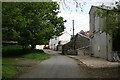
[49,31,71,50]
[59,31,71,42]
[49,36,59,50]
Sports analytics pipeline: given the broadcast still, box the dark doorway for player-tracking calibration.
[112,34,120,51]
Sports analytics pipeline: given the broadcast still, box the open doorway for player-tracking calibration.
[112,32,120,61]
[112,31,120,51]
[112,35,120,51]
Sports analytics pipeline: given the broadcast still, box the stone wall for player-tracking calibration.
[62,34,90,55]
[76,46,90,55]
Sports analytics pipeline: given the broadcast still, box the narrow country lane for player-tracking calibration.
[18,50,90,78]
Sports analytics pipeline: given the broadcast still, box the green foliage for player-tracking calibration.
[2,44,22,52]
[2,2,66,47]
[2,44,50,60]
[95,1,120,36]
[2,44,28,57]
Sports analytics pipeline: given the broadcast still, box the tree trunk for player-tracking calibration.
[31,45,36,49]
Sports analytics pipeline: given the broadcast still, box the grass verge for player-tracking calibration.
[21,49,50,60]
[2,58,17,78]
[22,51,50,60]
[2,45,50,78]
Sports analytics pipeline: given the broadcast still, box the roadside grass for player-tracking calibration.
[2,58,17,78]
[2,44,50,78]
[22,50,50,60]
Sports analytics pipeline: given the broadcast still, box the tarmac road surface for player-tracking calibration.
[19,49,89,78]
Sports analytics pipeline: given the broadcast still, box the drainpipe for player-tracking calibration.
[106,33,108,60]
[106,11,108,60]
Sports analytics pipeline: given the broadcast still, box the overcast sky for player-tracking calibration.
[55,0,118,35]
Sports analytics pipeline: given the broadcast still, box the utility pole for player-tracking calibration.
[73,20,74,38]
[72,20,76,55]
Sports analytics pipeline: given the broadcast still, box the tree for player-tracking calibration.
[2,2,66,49]
[58,0,86,13]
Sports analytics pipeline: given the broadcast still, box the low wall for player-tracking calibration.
[76,46,90,55]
